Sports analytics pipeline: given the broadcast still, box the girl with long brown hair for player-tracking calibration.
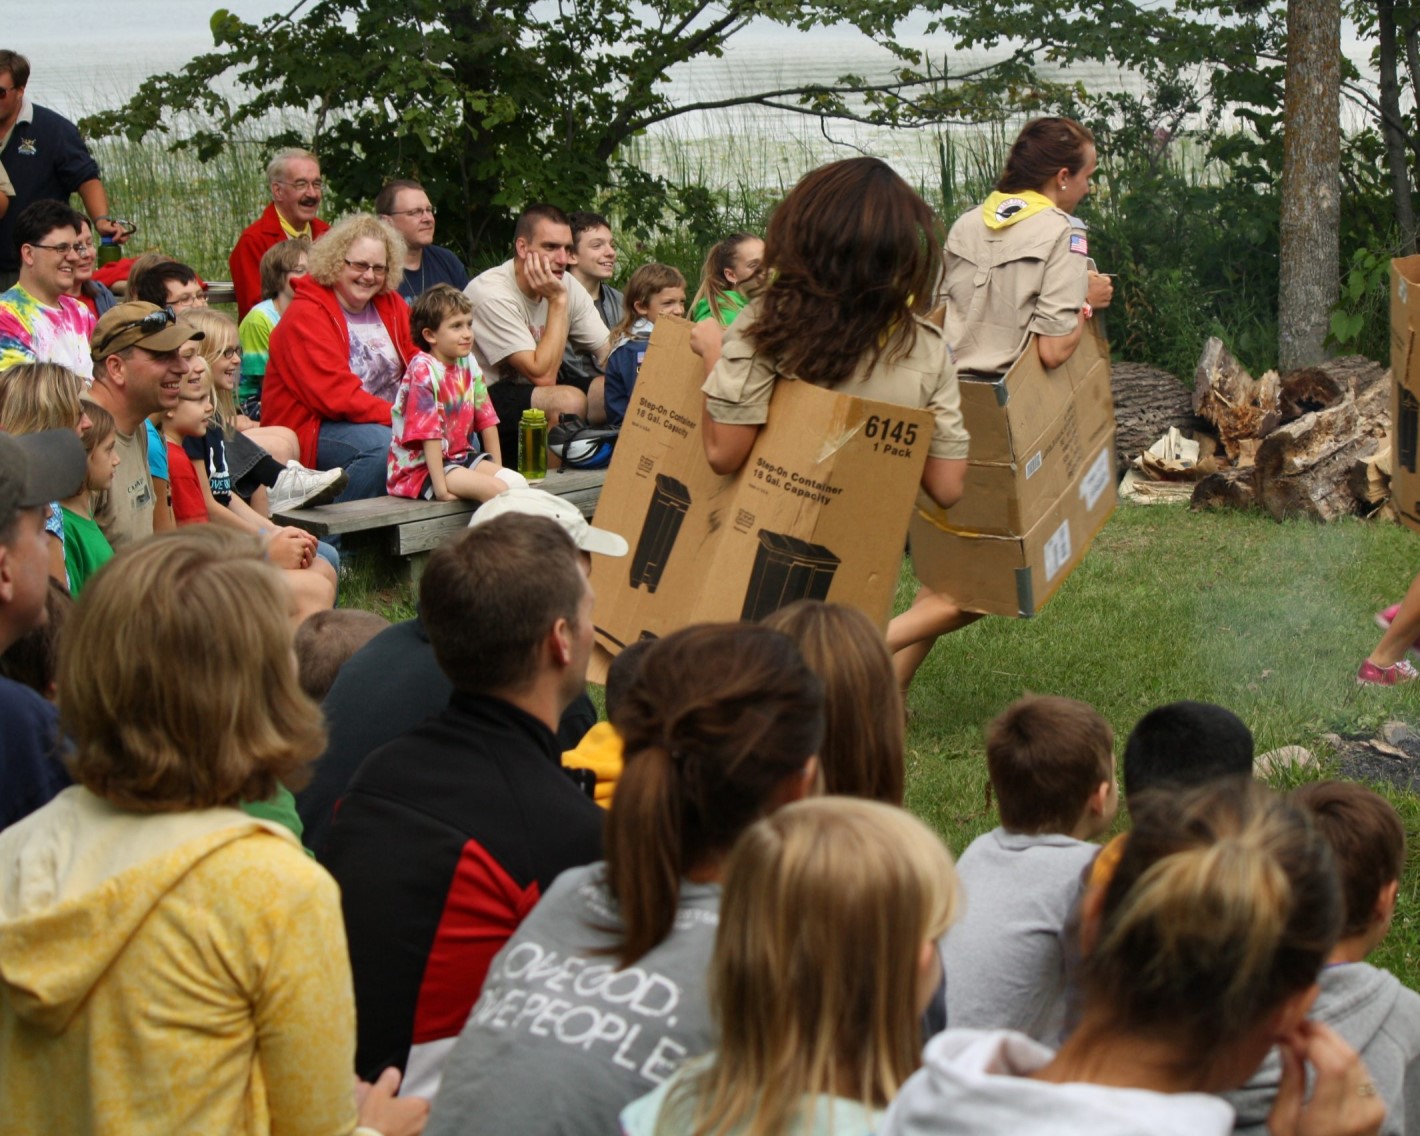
[691,156,969,513]
[428,623,824,1136]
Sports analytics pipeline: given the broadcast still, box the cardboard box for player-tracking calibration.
[589,316,932,654]
[908,320,1118,617]
[1391,256,1420,532]
[910,433,1117,617]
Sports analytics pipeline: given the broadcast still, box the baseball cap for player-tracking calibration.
[91,302,204,360]
[0,429,87,533]
[469,488,628,557]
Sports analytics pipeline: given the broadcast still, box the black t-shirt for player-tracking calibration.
[183,425,233,506]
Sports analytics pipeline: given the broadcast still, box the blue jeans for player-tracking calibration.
[316,420,389,503]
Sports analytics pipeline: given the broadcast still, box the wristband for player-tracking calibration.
[1081,302,1093,320]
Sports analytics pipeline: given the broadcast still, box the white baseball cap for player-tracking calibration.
[469,488,628,557]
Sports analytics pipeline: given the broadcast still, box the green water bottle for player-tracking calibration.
[518,408,548,479]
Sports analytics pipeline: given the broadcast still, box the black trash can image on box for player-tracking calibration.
[740,530,842,621]
[630,474,692,593]
[1401,389,1420,474]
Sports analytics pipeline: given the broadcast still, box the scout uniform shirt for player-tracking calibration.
[939,190,1089,377]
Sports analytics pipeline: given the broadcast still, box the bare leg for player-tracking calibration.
[249,485,271,519]
[1369,570,1420,666]
[284,559,337,628]
[887,585,985,693]
[244,425,300,465]
[445,466,509,503]
[531,385,589,471]
[586,376,607,426]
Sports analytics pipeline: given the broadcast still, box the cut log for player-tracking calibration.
[1349,440,1392,505]
[1191,467,1258,511]
[1279,367,1347,420]
[1192,338,1282,458]
[1111,362,1208,473]
[1253,400,1372,521]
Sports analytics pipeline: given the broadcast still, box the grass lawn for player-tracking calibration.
[341,500,1420,986]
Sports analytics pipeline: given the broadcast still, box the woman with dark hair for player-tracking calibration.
[888,117,1116,692]
[427,622,825,1136]
[884,780,1384,1136]
[691,157,970,511]
[264,213,416,501]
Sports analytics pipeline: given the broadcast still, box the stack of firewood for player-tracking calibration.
[1186,340,1392,521]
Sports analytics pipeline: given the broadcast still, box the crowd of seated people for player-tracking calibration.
[0,76,1414,1135]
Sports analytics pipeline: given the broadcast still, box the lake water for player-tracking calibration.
[6,1,1383,184]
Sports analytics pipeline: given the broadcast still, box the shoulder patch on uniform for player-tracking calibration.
[993,197,1029,224]
[1069,232,1088,256]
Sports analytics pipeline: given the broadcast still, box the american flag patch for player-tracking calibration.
[1069,232,1088,255]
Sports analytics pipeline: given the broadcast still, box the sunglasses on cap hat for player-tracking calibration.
[92,305,177,357]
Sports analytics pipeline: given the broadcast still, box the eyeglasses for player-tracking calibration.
[279,178,324,193]
[386,206,436,218]
[343,259,388,278]
[28,241,86,257]
[220,346,242,360]
[92,306,176,356]
[72,242,95,257]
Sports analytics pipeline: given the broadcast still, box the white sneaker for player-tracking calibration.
[269,462,349,512]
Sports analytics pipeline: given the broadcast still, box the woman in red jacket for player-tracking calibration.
[263,214,415,501]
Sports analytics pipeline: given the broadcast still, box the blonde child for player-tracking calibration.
[158,362,336,625]
[603,264,686,427]
[620,797,959,1136]
[0,361,89,585]
[886,781,1381,1136]
[688,233,764,326]
[58,398,119,594]
[388,284,527,501]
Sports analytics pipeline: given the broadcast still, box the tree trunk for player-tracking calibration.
[1378,0,1419,253]
[1109,361,1208,471]
[1278,0,1342,371]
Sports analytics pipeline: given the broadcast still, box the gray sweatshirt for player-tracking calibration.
[427,863,720,1136]
[940,828,1098,1043]
[1225,962,1420,1136]
[881,1029,1236,1136]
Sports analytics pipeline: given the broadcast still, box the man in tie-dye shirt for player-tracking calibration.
[0,200,95,380]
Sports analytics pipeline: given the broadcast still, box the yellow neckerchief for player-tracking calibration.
[981,189,1056,231]
[277,211,313,239]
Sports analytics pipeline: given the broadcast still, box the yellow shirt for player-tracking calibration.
[563,720,624,808]
[0,788,363,1135]
[278,212,314,240]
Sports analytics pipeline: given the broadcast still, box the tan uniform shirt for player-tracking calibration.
[702,298,970,460]
[463,259,609,387]
[94,426,154,549]
[939,204,1087,376]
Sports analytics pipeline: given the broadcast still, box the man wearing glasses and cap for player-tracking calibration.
[86,302,203,549]
[0,427,85,831]
[0,51,126,292]
[0,200,94,377]
[230,148,330,318]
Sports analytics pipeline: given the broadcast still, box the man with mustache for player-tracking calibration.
[229,148,330,318]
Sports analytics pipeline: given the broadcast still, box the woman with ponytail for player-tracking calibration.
[884,780,1385,1136]
[426,623,824,1136]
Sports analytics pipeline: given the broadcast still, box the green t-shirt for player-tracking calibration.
[689,289,749,327]
[240,782,313,856]
[59,506,114,596]
[238,299,280,403]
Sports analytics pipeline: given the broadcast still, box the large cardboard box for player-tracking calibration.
[1391,256,1420,533]
[909,320,1117,617]
[589,317,932,654]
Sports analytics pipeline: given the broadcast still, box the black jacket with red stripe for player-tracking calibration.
[321,691,604,1084]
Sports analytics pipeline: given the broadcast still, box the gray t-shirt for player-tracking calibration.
[463,260,609,387]
[427,862,720,1136]
[560,283,623,390]
[940,828,1097,1043]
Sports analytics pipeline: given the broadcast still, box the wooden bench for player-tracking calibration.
[273,467,607,582]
